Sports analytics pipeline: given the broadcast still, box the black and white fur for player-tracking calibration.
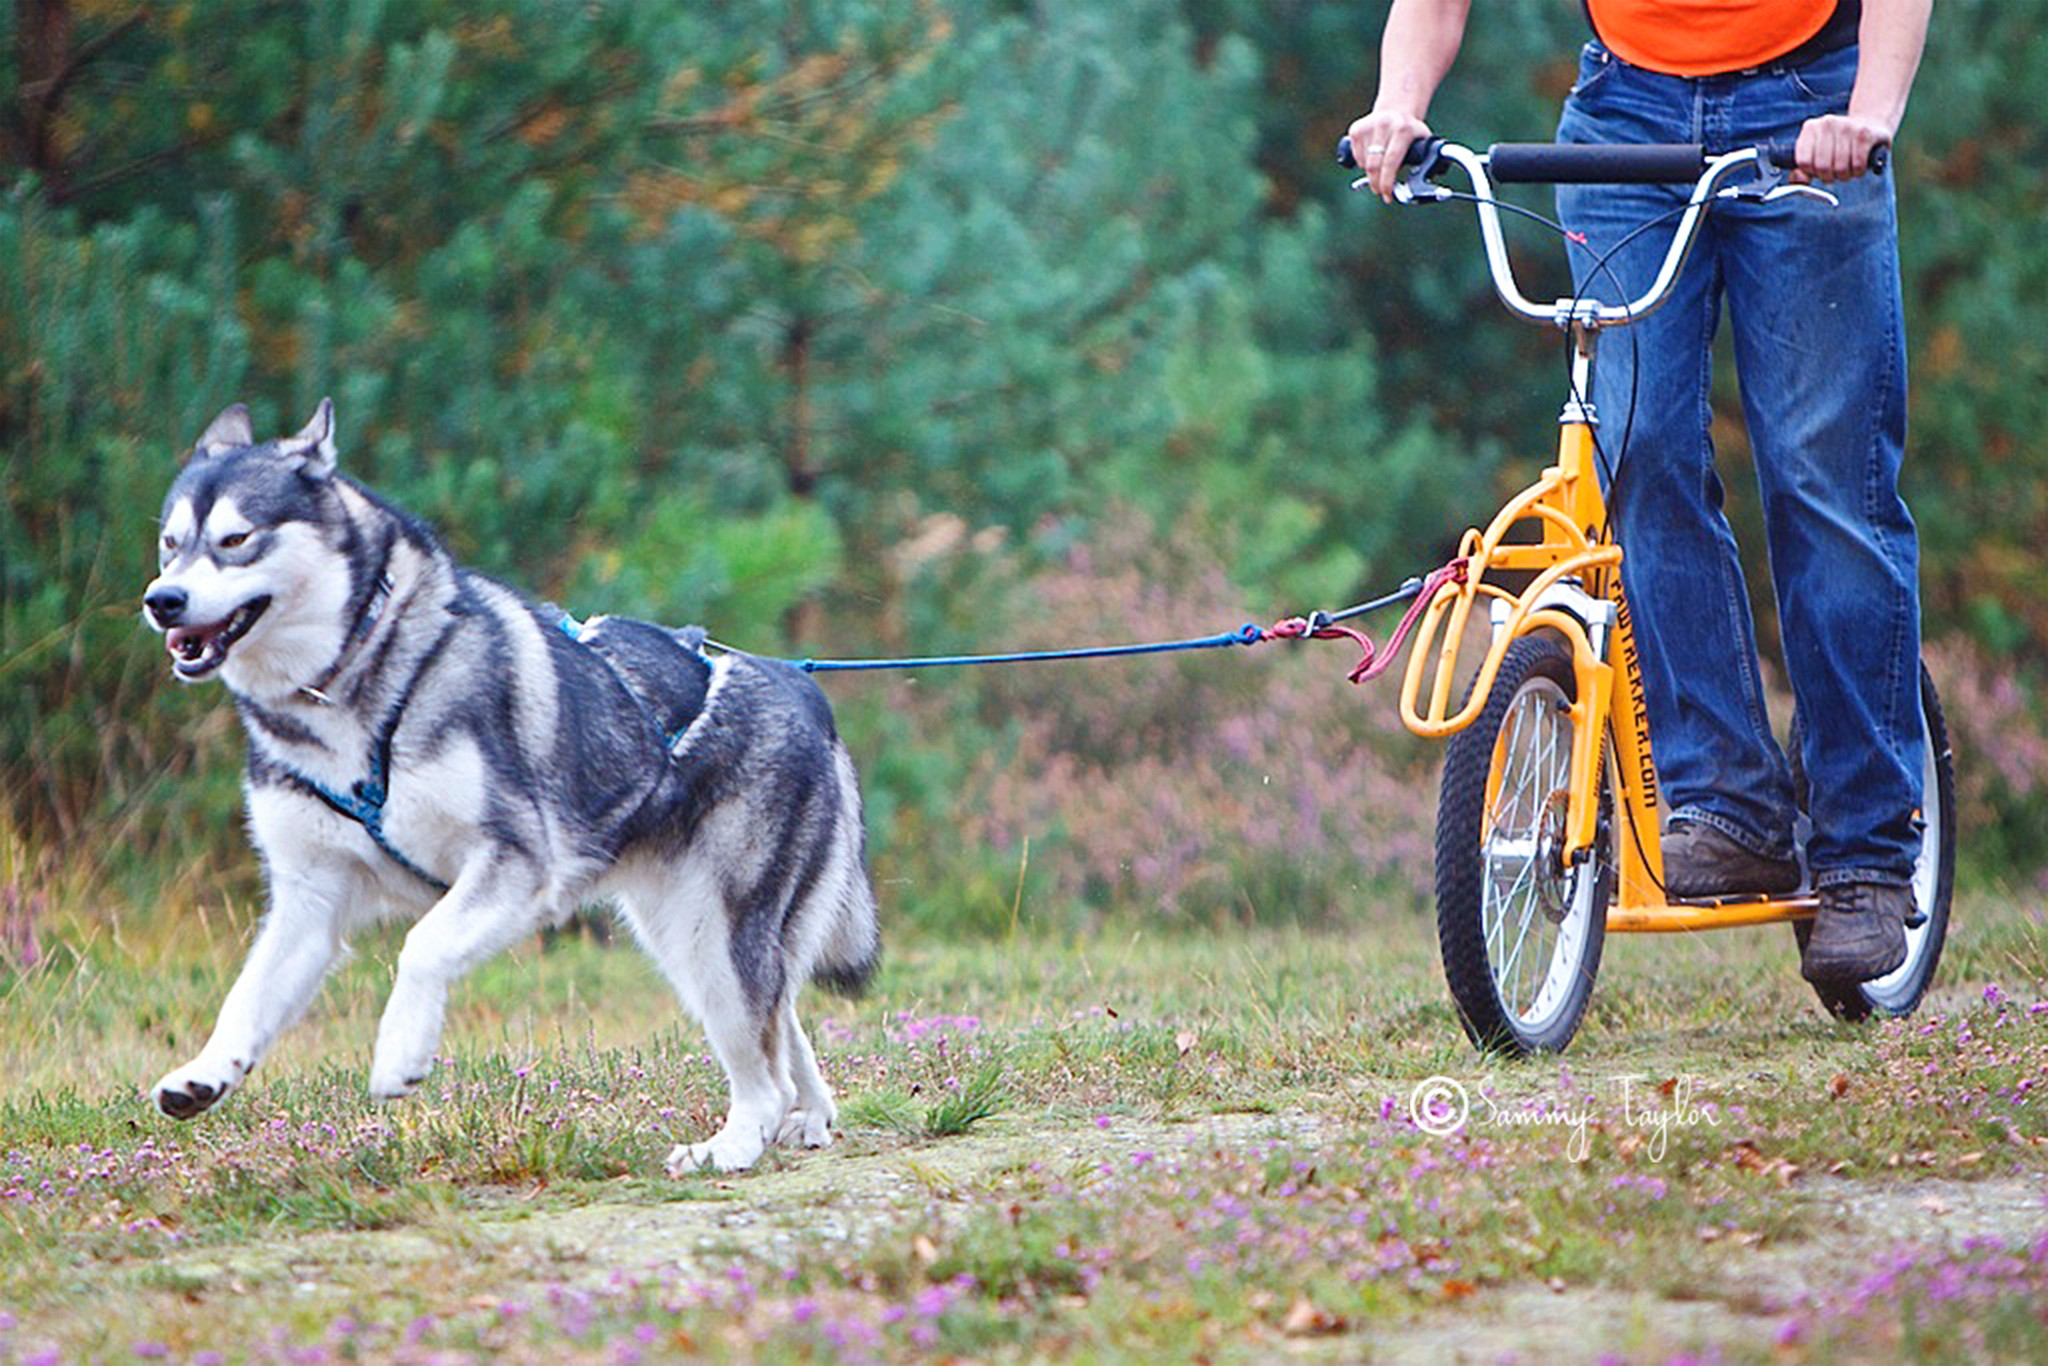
[141,400,879,1173]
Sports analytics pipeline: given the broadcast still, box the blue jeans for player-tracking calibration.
[1554,42,1924,887]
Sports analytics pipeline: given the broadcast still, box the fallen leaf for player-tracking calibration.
[1281,1294,1347,1337]
[1441,1278,1479,1302]
[1829,1073,1852,1099]
[1175,1029,1198,1057]
[1726,1140,1800,1187]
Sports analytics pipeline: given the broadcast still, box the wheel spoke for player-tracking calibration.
[1484,686,1582,1021]
[1483,689,1567,1017]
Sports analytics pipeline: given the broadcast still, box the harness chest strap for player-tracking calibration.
[282,615,458,895]
[296,731,451,894]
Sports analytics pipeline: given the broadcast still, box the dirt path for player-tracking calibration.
[1363,1175,2047,1364]
[150,1108,2046,1361]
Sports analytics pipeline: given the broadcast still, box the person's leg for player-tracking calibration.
[1555,46,1801,874]
[1715,51,1924,890]
[1713,47,1922,978]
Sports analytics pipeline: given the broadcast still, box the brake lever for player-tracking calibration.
[1347,171,1453,204]
[1393,140,1455,204]
[1393,174,1456,205]
[1340,135,1455,203]
[1718,155,1840,207]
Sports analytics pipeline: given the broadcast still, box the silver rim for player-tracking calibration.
[1481,677,1600,1032]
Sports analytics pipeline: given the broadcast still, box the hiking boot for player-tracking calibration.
[1801,881,1911,983]
[1662,818,1801,899]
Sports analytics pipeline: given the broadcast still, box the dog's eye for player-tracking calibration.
[161,534,177,553]
[218,531,250,549]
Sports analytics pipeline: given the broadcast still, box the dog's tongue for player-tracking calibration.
[166,623,226,674]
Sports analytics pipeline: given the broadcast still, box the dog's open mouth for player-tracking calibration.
[165,598,271,680]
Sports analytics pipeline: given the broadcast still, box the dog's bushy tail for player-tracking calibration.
[811,747,881,998]
[812,934,880,998]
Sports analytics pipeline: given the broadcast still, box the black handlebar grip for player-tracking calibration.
[1335,135,1439,171]
[1764,141,1889,174]
[1487,142,1706,184]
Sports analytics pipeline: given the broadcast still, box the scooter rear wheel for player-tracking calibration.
[1791,663,1955,1020]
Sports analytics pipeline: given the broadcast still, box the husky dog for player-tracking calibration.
[141,400,880,1173]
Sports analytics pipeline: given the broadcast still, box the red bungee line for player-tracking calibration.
[1258,557,1468,685]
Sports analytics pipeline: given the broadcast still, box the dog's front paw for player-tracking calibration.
[665,1126,768,1176]
[152,1063,241,1120]
[368,1027,438,1101]
[367,1062,429,1102]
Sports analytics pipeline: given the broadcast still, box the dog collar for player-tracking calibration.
[299,574,394,706]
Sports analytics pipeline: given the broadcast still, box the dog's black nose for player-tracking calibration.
[144,586,188,627]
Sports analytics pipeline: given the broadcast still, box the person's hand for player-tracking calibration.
[1794,113,1892,182]
[1345,110,1432,202]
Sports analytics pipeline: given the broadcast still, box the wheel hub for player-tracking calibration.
[1534,789,1574,923]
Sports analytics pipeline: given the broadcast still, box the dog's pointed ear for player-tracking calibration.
[277,398,338,479]
[193,404,255,459]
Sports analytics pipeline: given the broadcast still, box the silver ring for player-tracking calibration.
[1366,144,1387,154]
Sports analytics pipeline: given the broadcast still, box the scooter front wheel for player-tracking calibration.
[1435,631,1612,1055]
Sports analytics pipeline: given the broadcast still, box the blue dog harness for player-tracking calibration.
[294,716,451,894]
[286,611,709,897]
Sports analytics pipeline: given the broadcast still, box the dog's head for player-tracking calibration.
[143,400,356,691]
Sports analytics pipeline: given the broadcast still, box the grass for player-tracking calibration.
[0,884,2044,1364]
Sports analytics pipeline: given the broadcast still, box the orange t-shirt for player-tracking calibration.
[1586,0,1842,76]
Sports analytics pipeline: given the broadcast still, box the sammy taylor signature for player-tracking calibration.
[1411,1073,1723,1162]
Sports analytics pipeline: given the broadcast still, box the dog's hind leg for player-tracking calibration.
[775,996,836,1150]
[665,987,797,1174]
[153,871,351,1119]
[609,866,793,1174]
